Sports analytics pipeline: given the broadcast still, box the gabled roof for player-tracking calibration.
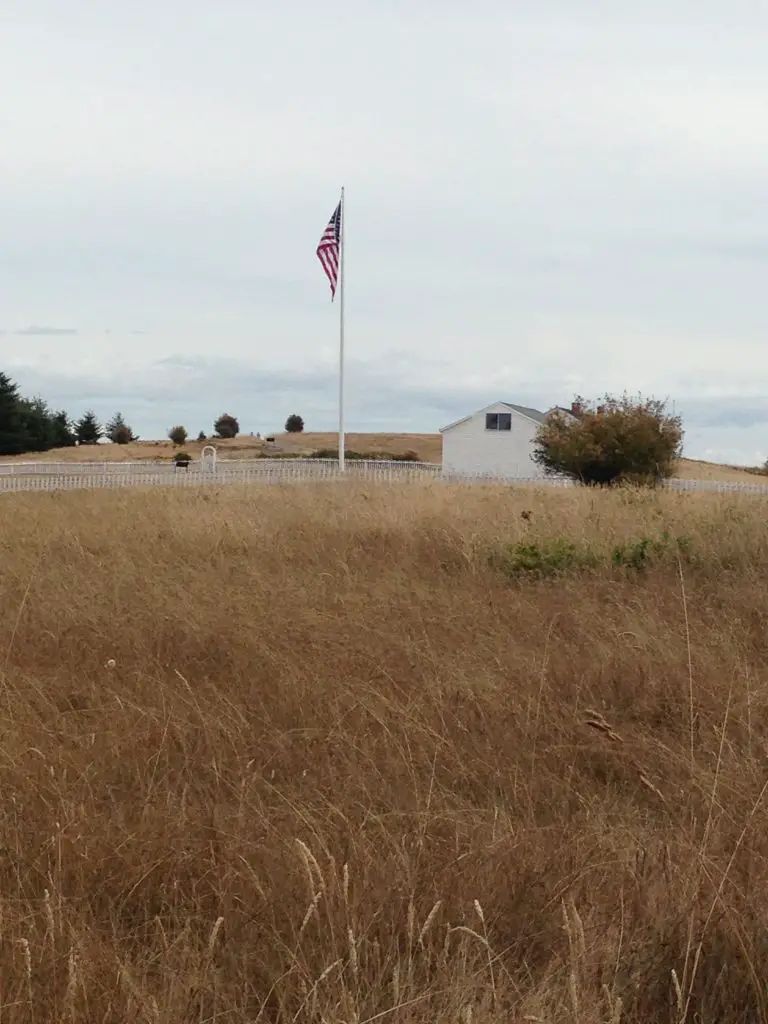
[440,401,548,433]
[502,403,548,425]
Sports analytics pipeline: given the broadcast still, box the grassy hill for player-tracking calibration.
[1,481,766,1019]
[0,432,443,465]
[0,431,763,481]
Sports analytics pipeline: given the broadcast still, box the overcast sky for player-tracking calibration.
[1,0,767,463]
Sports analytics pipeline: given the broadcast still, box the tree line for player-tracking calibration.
[0,371,146,454]
[1,371,96,455]
[167,414,304,447]
[0,370,308,456]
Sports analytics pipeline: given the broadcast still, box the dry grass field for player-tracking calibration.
[2,481,768,1021]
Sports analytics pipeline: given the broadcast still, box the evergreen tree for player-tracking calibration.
[0,372,76,454]
[18,397,57,452]
[105,412,137,444]
[0,372,27,455]
[75,411,103,445]
[50,410,77,448]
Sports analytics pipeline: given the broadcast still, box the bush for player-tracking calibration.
[533,393,683,486]
[168,425,188,446]
[491,531,694,580]
[611,532,692,570]
[214,414,239,439]
[197,431,207,442]
[285,414,304,433]
[312,448,351,460]
[492,538,599,578]
[309,449,410,461]
[173,450,192,466]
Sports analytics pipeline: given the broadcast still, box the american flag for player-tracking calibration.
[316,201,342,299]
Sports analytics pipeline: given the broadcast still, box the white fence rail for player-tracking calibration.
[1,458,768,494]
[443,472,768,494]
[0,458,441,492]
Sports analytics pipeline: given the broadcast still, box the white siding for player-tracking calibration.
[441,402,547,479]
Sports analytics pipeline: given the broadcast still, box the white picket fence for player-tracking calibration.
[443,473,768,493]
[0,458,441,492]
[1,457,768,495]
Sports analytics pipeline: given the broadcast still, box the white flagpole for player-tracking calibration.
[338,186,346,473]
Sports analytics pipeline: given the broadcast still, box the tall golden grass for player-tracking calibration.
[2,481,768,1022]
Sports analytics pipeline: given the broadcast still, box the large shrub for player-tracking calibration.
[533,394,683,486]
[168,425,188,446]
[284,413,304,433]
[214,414,239,439]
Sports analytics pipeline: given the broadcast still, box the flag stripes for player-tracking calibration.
[316,201,342,298]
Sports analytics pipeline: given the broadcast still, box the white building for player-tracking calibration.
[440,400,576,479]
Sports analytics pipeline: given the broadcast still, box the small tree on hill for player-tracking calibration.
[197,430,206,442]
[285,413,304,433]
[168,425,188,446]
[75,410,103,445]
[533,393,683,486]
[214,413,239,439]
[105,412,137,445]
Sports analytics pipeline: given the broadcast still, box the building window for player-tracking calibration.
[485,412,512,431]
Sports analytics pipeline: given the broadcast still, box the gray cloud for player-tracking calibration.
[672,398,768,431]
[13,326,78,336]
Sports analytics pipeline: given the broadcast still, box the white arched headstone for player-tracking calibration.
[201,445,217,473]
